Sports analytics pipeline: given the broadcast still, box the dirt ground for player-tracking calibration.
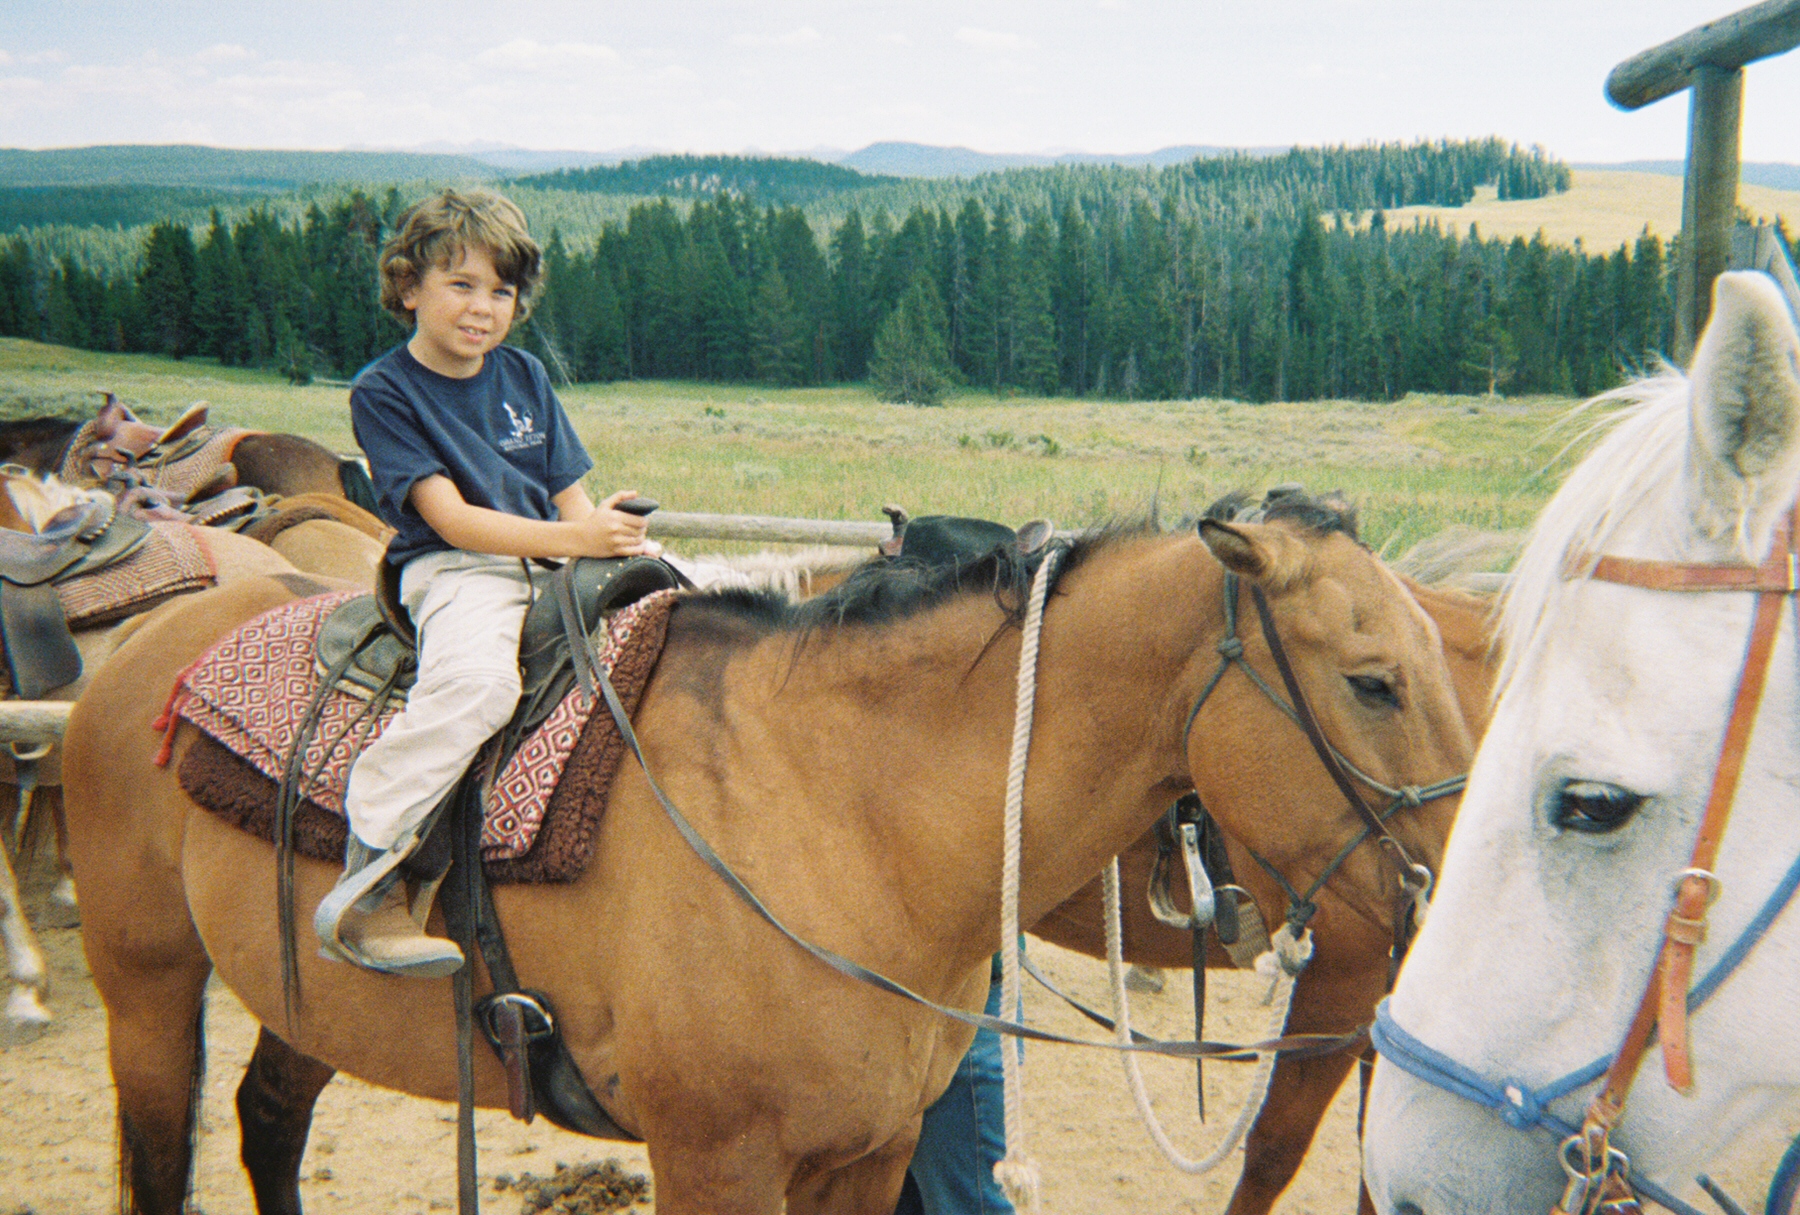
[2,848,1795,1215]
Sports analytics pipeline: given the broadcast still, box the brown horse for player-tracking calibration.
[0,408,368,502]
[242,493,394,589]
[63,511,1474,1214]
[0,478,313,1036]
[1031,577,1495,1214]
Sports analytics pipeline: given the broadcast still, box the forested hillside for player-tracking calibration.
[516,154,899,205]
[0,138,1682,402]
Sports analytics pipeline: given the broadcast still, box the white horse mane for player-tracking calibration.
[1495,370,1695,697]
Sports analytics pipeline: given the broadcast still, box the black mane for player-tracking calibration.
[671,484,1357,648]
[1203,485,1359,540]
[678,521,1149,642]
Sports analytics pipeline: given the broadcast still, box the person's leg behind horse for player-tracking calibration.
[898,958,1015,1215]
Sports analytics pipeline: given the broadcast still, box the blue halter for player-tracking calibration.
[1372,842,1800,1215]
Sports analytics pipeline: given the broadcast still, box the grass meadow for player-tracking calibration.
[0,336,1596,560]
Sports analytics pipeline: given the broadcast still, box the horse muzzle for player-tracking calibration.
[1363,1059,1569,1215]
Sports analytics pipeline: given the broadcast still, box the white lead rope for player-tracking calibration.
[995,547,1060,1213]
[1104,857,1313,1173]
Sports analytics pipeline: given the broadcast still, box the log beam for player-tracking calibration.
[1606,0,1800,110]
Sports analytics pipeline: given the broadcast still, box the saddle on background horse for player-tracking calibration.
[0,490,151,697]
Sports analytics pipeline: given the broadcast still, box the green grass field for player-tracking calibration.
[0,336,1594,560]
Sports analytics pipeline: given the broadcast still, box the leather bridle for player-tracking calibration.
[1370,504,1800,1215]
[1548,506,1800,1215]
[1181,568,1450,948]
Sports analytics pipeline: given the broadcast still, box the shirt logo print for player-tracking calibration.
[498,399,545,452]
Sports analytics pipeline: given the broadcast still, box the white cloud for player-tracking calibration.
[195,44,254,64]
[473,39,621,72]
[954,27,1038,53]
[732,27,824,49]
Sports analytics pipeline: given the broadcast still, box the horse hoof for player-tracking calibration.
[45,876,79,928]
[1125,965,1166,994]
[2,985,51,1044]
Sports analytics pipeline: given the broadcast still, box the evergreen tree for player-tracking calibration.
[869,277,953,406]
[830,209,875,379]
[749,267,807,385]
[193,210,248,364]
[139,221,198,358]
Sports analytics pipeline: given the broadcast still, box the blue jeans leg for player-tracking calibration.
[897,976,1015,1215]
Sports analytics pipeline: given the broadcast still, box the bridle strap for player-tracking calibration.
[1553,509,1798,1215]
[1247,582,1431,892]
[1585,549,1799,593]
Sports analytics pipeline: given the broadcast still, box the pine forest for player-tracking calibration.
[0,138,1692,403]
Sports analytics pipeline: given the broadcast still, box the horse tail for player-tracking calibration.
[338,458,379,516]
[116,990,207,1215]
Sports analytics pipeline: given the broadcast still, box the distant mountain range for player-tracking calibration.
[0,144,499,190]
[9,142,1799,196]
[0,141,1298,189]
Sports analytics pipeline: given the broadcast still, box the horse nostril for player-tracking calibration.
[1394,1204,1425,1215]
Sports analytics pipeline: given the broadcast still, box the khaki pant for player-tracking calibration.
[342,550,532,850]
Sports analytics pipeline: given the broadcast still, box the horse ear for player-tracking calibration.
[1199,519,1309,589]
[1688,271,1800,542]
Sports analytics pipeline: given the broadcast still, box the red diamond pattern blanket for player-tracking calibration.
[164,587,676,860]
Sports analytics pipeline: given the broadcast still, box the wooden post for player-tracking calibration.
[1675,65,1744,363]
[1605,0,1800,363]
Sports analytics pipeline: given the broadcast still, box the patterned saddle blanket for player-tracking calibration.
[168,587,677,884]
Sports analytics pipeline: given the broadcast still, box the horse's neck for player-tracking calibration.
[756,536,1212,966]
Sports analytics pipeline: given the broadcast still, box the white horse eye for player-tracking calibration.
[1347,673,1400,710]
[1551,780,1645,834]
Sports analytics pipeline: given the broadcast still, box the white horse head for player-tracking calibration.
[1364,271,1800,1215]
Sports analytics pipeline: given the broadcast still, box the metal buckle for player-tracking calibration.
[482,992,556,1043]
[1674,867,1723,905]
[1556,1131,1635,1215]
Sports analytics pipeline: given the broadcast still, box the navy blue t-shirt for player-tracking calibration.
[350,344,593,566]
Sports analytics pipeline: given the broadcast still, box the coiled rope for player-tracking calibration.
[995,546,1060,1212]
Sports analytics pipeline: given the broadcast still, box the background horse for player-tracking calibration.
[63,506,1472,1215]
[0,472,336,1038]
[1031,575,1494,1215]
[1364,271,1800,1213]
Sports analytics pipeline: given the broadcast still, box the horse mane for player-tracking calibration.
[674,486,1361,648]
[1204,485,1360,539]
[1,468,111,533]
[678,524,1127,644]
[1497,368,1691,695]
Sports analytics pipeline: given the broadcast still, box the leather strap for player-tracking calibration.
[1247,583,1431,899]
[1583,537,1798,593]
[1558,502,1800,1212]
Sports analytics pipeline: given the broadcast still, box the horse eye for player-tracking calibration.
[1347,673,1400,710]
[1552,781,1645,834]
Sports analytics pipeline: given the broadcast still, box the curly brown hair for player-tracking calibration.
[378,187,543,324]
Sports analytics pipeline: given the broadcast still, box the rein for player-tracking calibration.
[1373,506,1800,1215]
[578,552,1351,1064]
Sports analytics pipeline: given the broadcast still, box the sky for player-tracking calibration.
[7,1,1800,164]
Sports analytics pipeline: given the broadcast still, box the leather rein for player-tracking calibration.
[576,540,1436,1065]
[1547,506,1800,1215]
